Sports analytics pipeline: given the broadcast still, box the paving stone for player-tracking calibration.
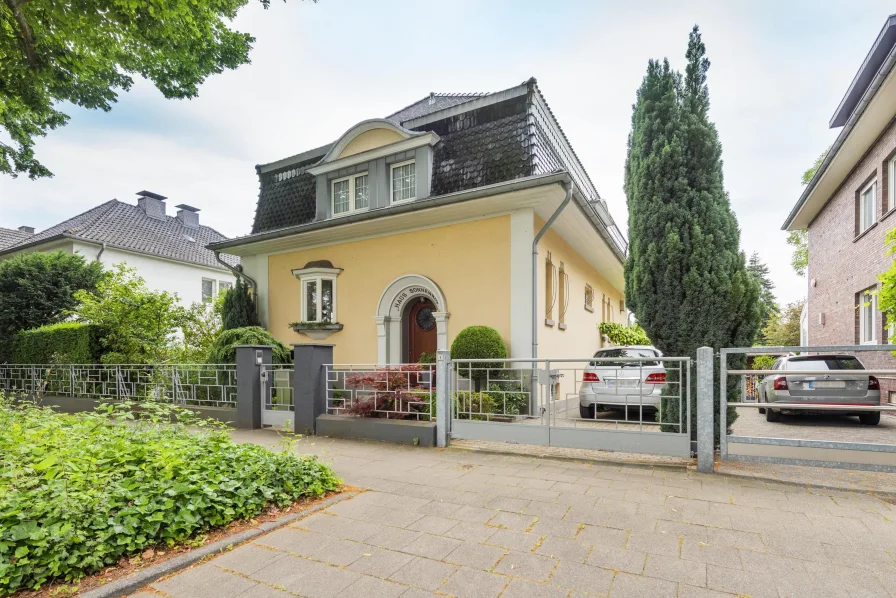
[451,505,499,524]
[680,538,742,569]
[246,554,323,589]
[340,574,410,598]
[522,501,571,521]
[676,586,736,598]
[485,495,530,512]
[238,585,295,598]
[586,545,646,574]
[312,537,369,566]
[397,589,436,598]
[626,531,681,557]
[609,571,678,597]
[407,515,459,535]
[285,561,362,598]
[535,536,592,563]
[494,551,558,581]
[705,527,764,551]
[706,564,777,598]
[443,541,507,570]
[388,556,458,591]
[439,566,509,598]
[153,564,259,598]
[365,526,424,550]
[487,511,538,531]
[443,521,498,543]
[347,547,415,577]
[295,512,384,541]
[211,544,285,575]
[484,528,541,552]
[402,533,463,559]
[547,560,614,594]
[530,517,582,539]
[254,528,331,555]
[643,553,706,586]
[499,578,569,598]
[415,500,464,518]
[577,524,629,549]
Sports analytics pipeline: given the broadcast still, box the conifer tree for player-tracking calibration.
[624,26,761,440]
[221,277,259,331]
[747,252,778,341]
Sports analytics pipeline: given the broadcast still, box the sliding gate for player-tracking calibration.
[449,357,691,458]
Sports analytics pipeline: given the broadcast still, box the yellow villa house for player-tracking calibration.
[209,78,628,365]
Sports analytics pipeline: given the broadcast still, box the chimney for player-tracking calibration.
[428,92,435,105]
[136,190,167,219]
[175,204,200,229]
[17,226,34,235]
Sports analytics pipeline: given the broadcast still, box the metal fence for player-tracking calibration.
[0,363,238,408]
[325,364,435,421]
[721,345,896,472]
[265,364,295,412]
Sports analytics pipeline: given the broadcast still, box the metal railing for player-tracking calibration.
[325,364,434,421]
[0,363,238,408]
[265,364,294,412]
[720,345,896,472]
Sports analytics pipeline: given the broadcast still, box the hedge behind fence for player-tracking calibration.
[11,322,105,364]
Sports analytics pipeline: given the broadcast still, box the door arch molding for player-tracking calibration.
[374,274,449,364]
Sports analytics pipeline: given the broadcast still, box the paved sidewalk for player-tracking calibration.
[134,432,896,598]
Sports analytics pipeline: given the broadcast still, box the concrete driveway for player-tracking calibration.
[133,433,896,598]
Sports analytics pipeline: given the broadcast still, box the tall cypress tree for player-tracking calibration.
[747,252,778,341]
[221,277,259,330]
[624,26,761,440]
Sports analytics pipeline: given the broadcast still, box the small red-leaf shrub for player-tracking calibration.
[341,366,434,420]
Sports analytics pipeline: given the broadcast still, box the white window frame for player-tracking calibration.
[331,172,369,217]
[293,267,342,323]
[859,289,877,345]
[390,159,416,204]
[201,278,216,303]
[889,155,896,214]
[218,280,233,293]
[859,179,877,234]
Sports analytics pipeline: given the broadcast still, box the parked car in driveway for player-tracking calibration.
[578,346,665,419]
[757,354,881,425]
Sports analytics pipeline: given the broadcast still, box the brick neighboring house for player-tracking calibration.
[784,14,896,399]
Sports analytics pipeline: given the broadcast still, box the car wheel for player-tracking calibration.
[859,411,881,426]
[579,404,596,419]
[766,408,781,423]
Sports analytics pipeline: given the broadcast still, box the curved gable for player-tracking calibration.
[322,119,417,164]
[339,128,405,158]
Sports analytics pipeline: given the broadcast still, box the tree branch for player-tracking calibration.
[3,0,40,68]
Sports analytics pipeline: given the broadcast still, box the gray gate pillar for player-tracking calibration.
[235,345,272,429]
[696,346,714,473]
[293,344,333,435]
[436,350,450,448]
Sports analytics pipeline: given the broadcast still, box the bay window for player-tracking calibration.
[293,265,342,323]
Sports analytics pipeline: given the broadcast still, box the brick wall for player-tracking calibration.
[807,117,896,401]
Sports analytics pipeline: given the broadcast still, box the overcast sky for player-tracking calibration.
[1,0,892,306]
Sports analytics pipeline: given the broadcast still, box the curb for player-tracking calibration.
[80,491,357,598]
[701,465,896,501]
[446,443,691,471]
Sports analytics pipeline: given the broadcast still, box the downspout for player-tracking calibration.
[95,243,106,262]
[532,180,574,359]
[215,251,259,314]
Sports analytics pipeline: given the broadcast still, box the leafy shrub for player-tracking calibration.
[221,277,259,330]
[11,322,105,364]
[486,381,529,416]
[0,398,341,594]
[598,322,651,346]
[450,326,507,390]
[207,326,292,364]
[418,352,436,364]
[341,366,433,420]
[453,391,495,420]
[751,354,776,371]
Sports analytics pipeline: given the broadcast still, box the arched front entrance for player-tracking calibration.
[374,274,449,365]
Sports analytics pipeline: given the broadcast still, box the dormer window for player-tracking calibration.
[391,160,416,203]
[332,173,369,216]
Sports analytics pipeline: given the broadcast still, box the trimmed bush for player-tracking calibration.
[598,322,650,347]
[11,322,105,364]
[207,326,292,364]
[450,326,507,390]
[0,398,341,594]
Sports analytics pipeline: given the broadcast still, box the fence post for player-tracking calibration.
[235,345,271,429]
[696,346,714,473]
[292,344,333,435]
[436,349,450,448]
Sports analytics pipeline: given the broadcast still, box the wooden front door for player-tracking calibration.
[407,299,437,363]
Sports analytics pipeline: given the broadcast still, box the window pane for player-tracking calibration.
[219,281,233,292]
[862,185,875,231]
[202,279,214,302]
[863,292,874,342]
[333,180,350,214]
[354,175,369,210]
[305,281,318,321]
[321,279,333,322]
[392,162,416,202]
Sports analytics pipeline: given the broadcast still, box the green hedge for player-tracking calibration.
[0,399,341,594]
[11,322,105,364]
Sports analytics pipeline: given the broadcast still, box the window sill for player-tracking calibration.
[331,208,370,219]
[883,207,896,223]
[544,319,555,327]
[558,323,568,331]
[854,222,879,242]
[584,304,594,313]
[291,322,343,340]
[390,197,417,205]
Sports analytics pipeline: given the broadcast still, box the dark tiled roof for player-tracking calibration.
[0,227,33,250]
[2,200,238,269]
[385,93,488,124]
[251,154,322,235]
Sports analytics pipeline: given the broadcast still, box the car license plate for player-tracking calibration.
[606,379,637,388]
[807,380,846,389]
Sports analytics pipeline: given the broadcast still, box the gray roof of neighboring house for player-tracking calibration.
[0,227,33,250]
[0,200,239,270]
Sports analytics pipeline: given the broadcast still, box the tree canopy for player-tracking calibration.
[0,250,103,344]
[786,148,828,277]
[1,0,302,179]
[623,25,761,438]
[761,300,804,347]
[747,252,778,342]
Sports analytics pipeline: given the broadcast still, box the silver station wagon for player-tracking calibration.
[757,354,882,425]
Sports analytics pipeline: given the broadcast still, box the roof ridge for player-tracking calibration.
[384,92,488,121]
[66,199,122,236]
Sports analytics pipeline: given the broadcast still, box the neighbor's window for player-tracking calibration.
[585,284,594,312]
[859,179,877,234]
[858,288,877,344]
[558,262,568,327]
[545,252,556,324]
[391,160,416,203]
[201,278,215,303]
[219,281,233,294]
[332,172,370,216]
[888,154,896,213]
